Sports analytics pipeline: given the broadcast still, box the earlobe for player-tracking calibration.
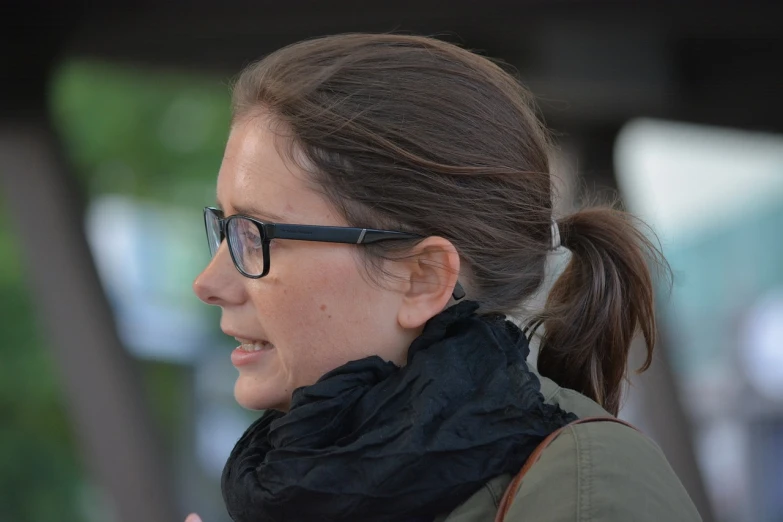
[397,237,461,329]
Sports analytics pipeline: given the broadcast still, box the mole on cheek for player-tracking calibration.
[320,304,327,311]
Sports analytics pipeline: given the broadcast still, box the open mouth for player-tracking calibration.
[235,338,273,352]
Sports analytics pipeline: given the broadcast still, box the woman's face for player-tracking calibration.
[193,117,417,411]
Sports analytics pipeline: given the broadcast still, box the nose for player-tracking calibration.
[193,244,244,306]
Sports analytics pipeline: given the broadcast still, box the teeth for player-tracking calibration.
[239,341,270,352]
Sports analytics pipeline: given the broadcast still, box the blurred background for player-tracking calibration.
[1,2,782,522]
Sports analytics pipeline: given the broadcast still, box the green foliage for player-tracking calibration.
[50,60,231,205]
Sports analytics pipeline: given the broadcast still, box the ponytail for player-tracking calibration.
[534,207,669,416]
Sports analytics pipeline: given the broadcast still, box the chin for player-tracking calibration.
[234,376,289,411]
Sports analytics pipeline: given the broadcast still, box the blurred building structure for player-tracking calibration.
[2,3,783,522]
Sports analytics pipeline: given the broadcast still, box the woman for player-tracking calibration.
[189,34,701,522]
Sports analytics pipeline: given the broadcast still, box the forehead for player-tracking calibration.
[216,119,319,220]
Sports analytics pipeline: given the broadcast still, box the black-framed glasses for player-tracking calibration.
[203,207,465,299]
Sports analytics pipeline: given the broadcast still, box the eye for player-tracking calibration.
[242,228,262,248]
[229,218,263,251]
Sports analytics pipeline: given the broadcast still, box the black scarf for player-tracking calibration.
[222,301,577,522]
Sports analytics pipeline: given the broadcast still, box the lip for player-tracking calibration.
[222,329,273,367]
[230,345,274,367]
[221,328,270,345]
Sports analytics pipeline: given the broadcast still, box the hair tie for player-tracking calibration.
[550,219,561,250]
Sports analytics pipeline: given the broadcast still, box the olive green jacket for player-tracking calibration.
[436,367,702,522]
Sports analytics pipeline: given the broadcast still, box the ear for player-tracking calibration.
[397,236,461,329]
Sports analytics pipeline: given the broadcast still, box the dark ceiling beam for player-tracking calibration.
[63,3,783,69]
[51,3,783,135]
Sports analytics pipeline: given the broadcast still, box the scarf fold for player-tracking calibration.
[222,301,577,522]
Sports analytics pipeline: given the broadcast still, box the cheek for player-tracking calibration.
[254,248,388,384]
[285,247,382,316]
[290,251,383,346]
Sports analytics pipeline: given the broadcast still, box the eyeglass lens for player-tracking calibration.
[205,211,222,258]
[227,218,266,276]
[205,211,268,277]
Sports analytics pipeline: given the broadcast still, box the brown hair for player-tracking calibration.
[231,33,667,416]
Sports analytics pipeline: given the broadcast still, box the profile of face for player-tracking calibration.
[193,116,459,411]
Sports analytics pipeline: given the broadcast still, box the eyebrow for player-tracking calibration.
[216,199,286,223]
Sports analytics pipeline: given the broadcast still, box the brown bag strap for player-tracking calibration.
[494,416,640,522]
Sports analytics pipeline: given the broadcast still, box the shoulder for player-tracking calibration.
[505,420,703,522]
[532,363,611,418]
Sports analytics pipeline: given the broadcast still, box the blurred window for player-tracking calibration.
[615,118,783,522]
